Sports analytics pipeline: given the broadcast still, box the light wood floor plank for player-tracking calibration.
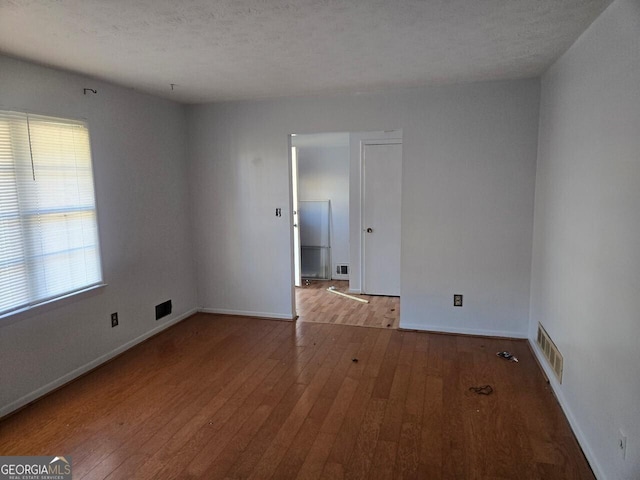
[296,280,399,329]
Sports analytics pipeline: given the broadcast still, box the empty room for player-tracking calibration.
[0,1,638,479]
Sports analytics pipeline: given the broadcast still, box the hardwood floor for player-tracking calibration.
[0,314,593,479]
[296,280,400,329]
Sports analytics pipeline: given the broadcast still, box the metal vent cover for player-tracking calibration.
[537,323,563,383]
[335,264,349,275]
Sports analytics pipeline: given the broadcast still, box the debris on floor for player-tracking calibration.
[497,351,519,362]
[327,287,370,303]
[469,385,494,395]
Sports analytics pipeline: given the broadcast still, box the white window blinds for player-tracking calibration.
[0,111,103,317]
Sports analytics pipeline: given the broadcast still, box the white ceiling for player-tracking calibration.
[0,0,613,104]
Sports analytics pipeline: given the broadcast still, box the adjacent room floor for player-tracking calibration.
[296,280,400,329]
[0,312,593,479]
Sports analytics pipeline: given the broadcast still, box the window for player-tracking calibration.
[0,111,103,317]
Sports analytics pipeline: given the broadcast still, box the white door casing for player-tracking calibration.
[291,146,302,288]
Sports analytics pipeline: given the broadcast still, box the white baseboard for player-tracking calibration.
[199,308,295,321]
[528,339,603,479]
[398,322,528,339]
[0,308,197,419]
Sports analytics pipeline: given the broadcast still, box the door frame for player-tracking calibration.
[291,146,301,288]
[288,130,403,317]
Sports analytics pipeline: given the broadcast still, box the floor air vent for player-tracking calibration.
[536,323,563,383]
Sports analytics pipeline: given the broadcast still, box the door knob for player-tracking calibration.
[366,227,373,233]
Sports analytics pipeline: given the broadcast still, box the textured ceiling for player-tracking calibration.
[0,0,613,103]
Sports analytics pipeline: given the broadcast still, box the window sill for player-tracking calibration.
[0,283,108,327]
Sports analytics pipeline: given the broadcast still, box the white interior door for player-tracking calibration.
[362,141,402,296]
[291,146,301,287]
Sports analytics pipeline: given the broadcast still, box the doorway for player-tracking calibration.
[289,130,402,327]
[291,133,350,288]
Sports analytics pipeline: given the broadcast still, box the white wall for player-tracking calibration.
[0,56,198,416]
[187,79,540,335]
[297,145,350,279]
[530,1,640,478]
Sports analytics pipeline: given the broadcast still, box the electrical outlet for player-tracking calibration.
[453,294,463,307]
[618,429,627,460]
[111,312,118,328]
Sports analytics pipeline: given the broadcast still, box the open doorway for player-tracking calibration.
[291,132,350,286]
[290,131,402,329]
